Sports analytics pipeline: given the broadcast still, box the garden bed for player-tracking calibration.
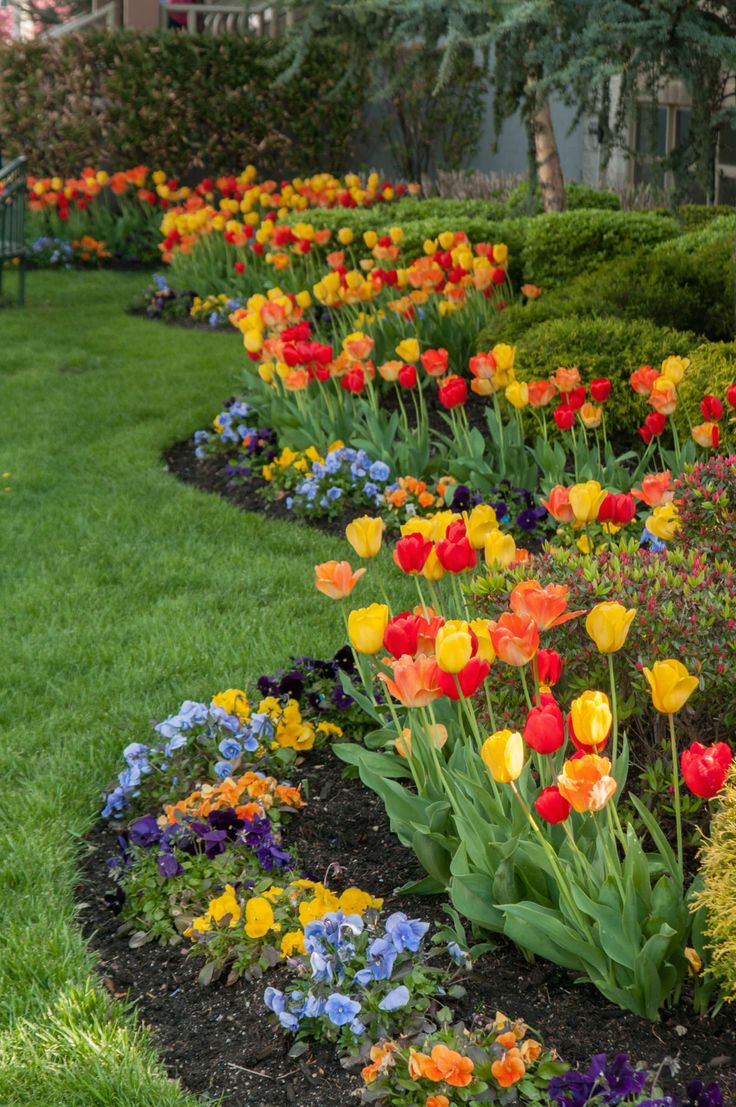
[78,746,736,1107]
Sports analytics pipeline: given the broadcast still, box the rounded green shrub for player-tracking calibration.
[505,180,621,215]
[521,210,681,287]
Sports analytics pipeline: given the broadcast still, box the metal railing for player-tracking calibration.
[41,1,117,36]
[0,156,27,307]
[160,1,293,34]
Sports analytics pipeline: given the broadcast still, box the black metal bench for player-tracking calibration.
[0,156,27,306]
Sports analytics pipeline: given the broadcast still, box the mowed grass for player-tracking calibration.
[0,270,360,1105]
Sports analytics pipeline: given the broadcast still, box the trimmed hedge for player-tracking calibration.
[0,31,367,177]
[505,180,622,215]
[521,210,680,287]
[477,314,697,436]
[476,234,734,345]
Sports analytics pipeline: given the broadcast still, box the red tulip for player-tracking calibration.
[438,374,468,410]
[536,649,563,687]
[436,522,477,573]
[700,394,723,421]
[398,364,417,389]
[681,741,732,798]
[644,411,667,437]
[234,260,245,274]
[524,701,565,754]
[598,493,637,527]
[534,785,571,824]
[553,405,576,431]
[565,386,587,411]
[384,613,420,658]
[393,533,432,574]
[589,378,611,403]
[341,367,366,393]
[726,382,736,408]
[437,656,490,699]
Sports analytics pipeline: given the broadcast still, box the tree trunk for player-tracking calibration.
[530,93,566,213]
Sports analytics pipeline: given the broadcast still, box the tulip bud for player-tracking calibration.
[481,729,524,783]
[585,602,636,654]
[348,603,389,654]
[534,785,571,824]
[345,515,385,559]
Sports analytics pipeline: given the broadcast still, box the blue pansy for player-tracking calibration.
[218,737,241,760]
[384,912,430,953]
[378,984,410,1011]
[324,993,361,1027]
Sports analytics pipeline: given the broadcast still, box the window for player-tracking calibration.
[634,105,667,186]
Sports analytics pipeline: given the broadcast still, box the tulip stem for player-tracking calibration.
[607,653,619,770]
[484,684,497,733]
[414,577,430,619]
[519,667,533,712]
[510,782,588,932]
[668,712,684,875]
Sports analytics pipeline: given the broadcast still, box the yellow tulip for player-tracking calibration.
[345,515,385,559]
[396,337,420,363]
[642,659,699,714]
[338,227,354,245]
[491,343,515,371]
[505,380,529,410]
[435,624,473,673]
[363,230,378,248]
[421,547,446,581]
[569,690,612,747]
[585,602,637,653]
[481,730,524,783]
[569,480,607,524]
[465,503,498,549]
[645,502,680,541]
[348,603,389,655]
[469,619,496,663]
[295,290,312,309]
[660,355,689,384]
[485,530,516,568]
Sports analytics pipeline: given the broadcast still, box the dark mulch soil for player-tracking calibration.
[78,750,736,1107]
[164,439,363,536]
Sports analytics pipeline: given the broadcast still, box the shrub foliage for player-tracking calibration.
[0,31,367,177]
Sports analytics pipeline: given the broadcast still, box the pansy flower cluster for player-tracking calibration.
[360,1012,558,1104]
[263,908,462,1051]
[547,1053,724,1106]
[190,291,244,327]
[261,442,392,517]
[102,688,256,818]
[185,878,382,983]
[107,804,293,943]
[193,399,278,463]
[102,672,350,820]
[256,646,361,717]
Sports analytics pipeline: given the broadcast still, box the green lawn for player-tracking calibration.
[0,270,360,1105]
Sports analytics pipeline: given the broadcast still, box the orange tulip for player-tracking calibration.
[468,352,496,380]
[490,612,540,666]
[541,484,575,523]
[527,379,557,407]
[379,654,442,708]
[630,365,659,396]
[492,1048,526,1088]
[553,366,581,393]
[418,1044,474,1087]
[648,378,677,416]
[314,560,366,599]
[631,471,674,508]
[557,754,617,813]
[509,580,584,631]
